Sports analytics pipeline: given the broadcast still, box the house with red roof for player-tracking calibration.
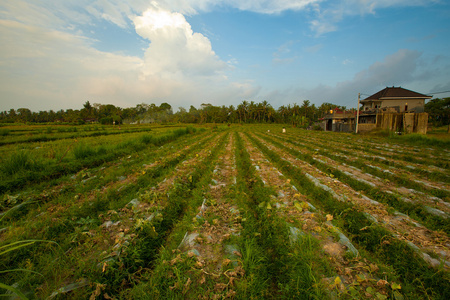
[321,107,356,132]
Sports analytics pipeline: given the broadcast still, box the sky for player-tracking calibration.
[1,0,450,112]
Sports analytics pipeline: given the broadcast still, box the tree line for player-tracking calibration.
[425,97,450,132]
[1,98,448,129]
[0,100,349,128]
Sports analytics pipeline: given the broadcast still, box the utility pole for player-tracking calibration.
[355,93,360,133]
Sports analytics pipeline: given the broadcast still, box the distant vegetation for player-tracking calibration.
[2,97,448,132]
[0,100,350,128]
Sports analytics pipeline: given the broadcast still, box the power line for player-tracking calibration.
[428,90,450,95]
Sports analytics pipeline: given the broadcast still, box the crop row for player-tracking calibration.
[0,126,204,196]
[244,128,449,298]
[1,128,225,298]
[258,132,450,235]
[1,125,449,299]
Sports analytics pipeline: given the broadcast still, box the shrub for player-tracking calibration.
[140,134,154,144]
[0,128,10,136]
[312,125,323,131]
[100,117,113,125]
[186,126,196,134]
[1,151,33,175]
[73,143,96,159]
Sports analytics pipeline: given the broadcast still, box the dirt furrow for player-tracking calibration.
[251,132,450,269]
[240,133,393,298]
[275,131,450,187]
[173,134,245,299]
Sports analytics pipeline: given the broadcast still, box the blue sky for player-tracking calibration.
[1,0,449,112]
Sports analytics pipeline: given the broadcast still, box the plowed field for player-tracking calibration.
[1,124,449,299]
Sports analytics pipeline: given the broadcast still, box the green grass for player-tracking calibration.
[245,130,450,299]
[1,124,449,299]
[395,133,450,147]
[233,132,331,298]
[258,132,450,234]
[1,151,39,176]
[0,127,204,195]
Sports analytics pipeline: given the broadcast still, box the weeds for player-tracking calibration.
[1,124,448,299]
[73,143,97,159]
[1,151,36,176]
[0,129,10,136]
[246,131,450,299]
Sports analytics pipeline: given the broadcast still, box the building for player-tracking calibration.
[318,87,430,134]
[360,86,431,113]
[320,108,356,132]
[358,87,430,134]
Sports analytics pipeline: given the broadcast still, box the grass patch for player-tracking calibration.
[246,131,450,299]
[1,151,38,176]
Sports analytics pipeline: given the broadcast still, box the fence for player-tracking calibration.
[376,112,428,134]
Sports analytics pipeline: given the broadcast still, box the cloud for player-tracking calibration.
[272,41,297,65]
[0,5,257,111]
[0,1,445,112]
[264,49,424,108]
[304,43,323,53]
[309,0,437,35]
[0,19,144,110]
[134,5,227,77]
[218,0,319,14]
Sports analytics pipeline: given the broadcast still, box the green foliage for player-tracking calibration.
[1,151,35,175]
[395,133,450,147]
[249,130,450,298]
[425,97,450,127]
[0,100,343,125]
[1,125,448,299]
[0,128,10,136]
[73,143,97,159]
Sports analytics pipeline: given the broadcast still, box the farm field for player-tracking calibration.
[1,124,449,299]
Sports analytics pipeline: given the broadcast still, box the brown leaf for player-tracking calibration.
[170,254,182,265]
[233,251,242,257]
[225,289,237,298]
[104,293,114,300]
[169,282,179,290]
[222,259,231,266]
[214,283,227,292]
[183,278,192,294]
[228,277,236,286]
[198,275,206,285]
[377,279,388,287]
[369,264,379,272]
[235,266,245,276]
[89,283,105,300]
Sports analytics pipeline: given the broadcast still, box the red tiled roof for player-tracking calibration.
[363,87,432,101]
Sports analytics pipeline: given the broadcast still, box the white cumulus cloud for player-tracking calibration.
[134,5,227,78]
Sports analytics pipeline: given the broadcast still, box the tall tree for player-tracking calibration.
[425,97,450,133]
